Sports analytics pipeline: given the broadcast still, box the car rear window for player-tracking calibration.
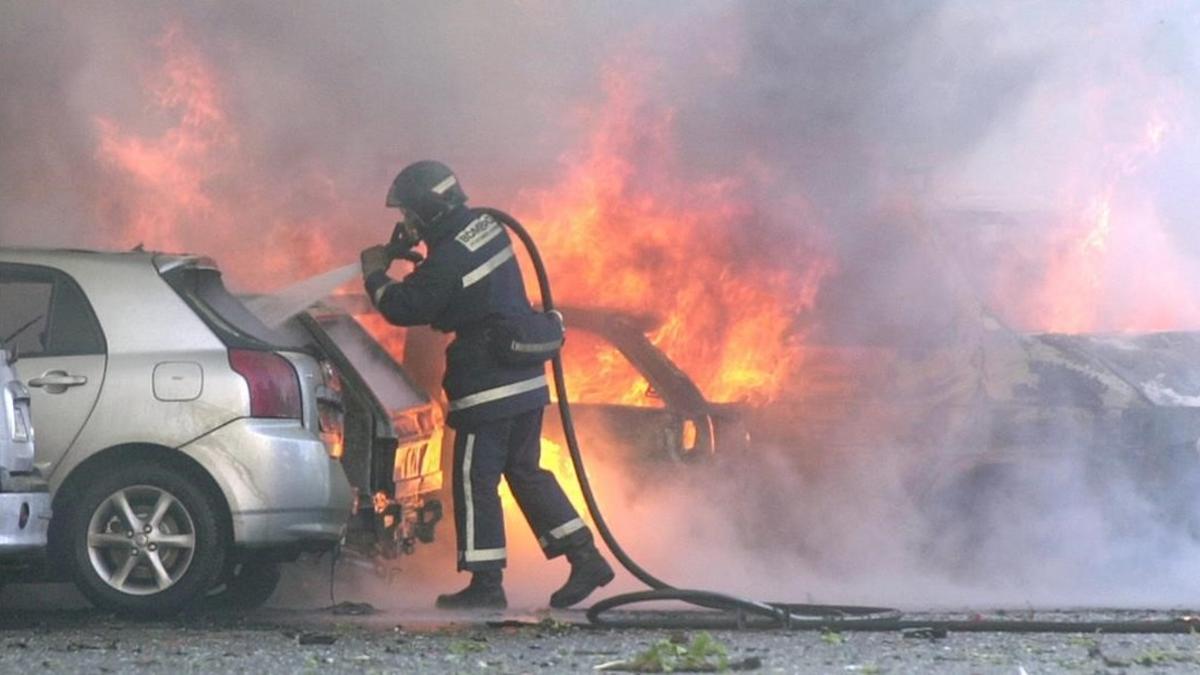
[163,267,304,350]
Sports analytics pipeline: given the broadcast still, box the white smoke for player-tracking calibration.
[4,0,1200,610]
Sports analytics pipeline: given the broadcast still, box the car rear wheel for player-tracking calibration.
[68,464,226,615]
[205,559,282,609]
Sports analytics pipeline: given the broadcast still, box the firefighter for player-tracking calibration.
[360,161,614,609]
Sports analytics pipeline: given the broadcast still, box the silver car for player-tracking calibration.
[0,248,354,613]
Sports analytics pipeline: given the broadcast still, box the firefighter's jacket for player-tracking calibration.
[365,207,550,429]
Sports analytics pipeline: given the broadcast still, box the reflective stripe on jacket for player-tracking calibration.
[365,207,549,428]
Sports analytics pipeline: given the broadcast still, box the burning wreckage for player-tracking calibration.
[750,300,1200,570]
[4,241,1200,611]
[0,246,749,612]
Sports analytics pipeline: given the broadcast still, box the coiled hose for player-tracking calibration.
[483,207,1197,634]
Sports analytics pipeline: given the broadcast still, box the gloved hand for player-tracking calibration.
[360,245,391,277]
[386,240,425,265]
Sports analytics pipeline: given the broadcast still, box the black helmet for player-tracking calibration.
[386,160,468,232]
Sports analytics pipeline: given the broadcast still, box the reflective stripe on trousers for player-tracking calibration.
[537,517,586,551]
[460,432,506,566]
[453,409,586,569]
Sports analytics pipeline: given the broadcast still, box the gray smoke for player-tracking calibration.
[4,0,1200,609]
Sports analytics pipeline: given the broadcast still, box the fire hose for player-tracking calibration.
[418,208,1200,634]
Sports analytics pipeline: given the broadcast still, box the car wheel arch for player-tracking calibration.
[48,443,233,573]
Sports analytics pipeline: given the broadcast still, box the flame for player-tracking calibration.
[93,24,351,291]
[94,24,232,253]
[1017,97,1199,333]
[96,25,833,413]
[516,68,830,405]
[499,437,588,516]
[76,18,1200,580]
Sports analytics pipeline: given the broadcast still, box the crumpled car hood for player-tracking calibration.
[1031,332,1200,408]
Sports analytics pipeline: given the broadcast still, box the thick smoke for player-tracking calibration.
[4,1,1200,609]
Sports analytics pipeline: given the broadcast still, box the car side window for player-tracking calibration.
[0,264,106,357]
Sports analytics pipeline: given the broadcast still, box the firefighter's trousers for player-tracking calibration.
[451,408,591,571]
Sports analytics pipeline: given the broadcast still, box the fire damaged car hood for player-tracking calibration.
[885,315,1200,412]
[1036,332,1200,409]
[876,317,1200,489]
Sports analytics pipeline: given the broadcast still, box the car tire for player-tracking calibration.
[205,560,282,610]
[67,463,227,615]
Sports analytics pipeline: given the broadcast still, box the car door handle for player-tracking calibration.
[29,372,89,389]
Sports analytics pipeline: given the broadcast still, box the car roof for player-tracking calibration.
[0,247,216,274]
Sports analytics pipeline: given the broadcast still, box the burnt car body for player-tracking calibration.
[548,307,750,465]
[902,323,1200,506]
[764,211,1200,529]
[320,297,751,469]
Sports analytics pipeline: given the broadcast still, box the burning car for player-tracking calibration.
[325,295,752,467]
[0,248,441,613]
[547,306,751,465]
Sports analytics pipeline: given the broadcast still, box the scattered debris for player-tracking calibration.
[596,632,760,672]
[1133,649,1197,667]
[1078,641,1198,668]
[328,601,377,616]
[820,629,846,645]
[449,639,488,656]
[485,616,579,635]
[901,626,948,640]
[297,632,338,646]
[537,617,578,635]
[486,619,534,629]
[65,640,118,652]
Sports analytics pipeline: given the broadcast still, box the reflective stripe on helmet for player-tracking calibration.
[461,246,515,288]
[448,375,548,411]
[431,174,458,195]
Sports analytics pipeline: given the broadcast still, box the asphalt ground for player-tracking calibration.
[2,584,1200,674]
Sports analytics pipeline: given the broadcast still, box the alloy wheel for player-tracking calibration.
[85,485,197,596]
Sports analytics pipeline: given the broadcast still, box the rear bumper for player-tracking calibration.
[0,491,50,555]
[180,418,354,548]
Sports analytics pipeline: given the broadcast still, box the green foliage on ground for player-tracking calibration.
[617,632,731,672]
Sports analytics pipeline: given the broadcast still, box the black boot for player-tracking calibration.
[436,570,507,610]
[549,543,614,608]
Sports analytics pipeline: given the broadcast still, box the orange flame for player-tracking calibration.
[95,25,232,253]
[94,24,349,291]
[515,69,830,405]
[1027,102,1198,333]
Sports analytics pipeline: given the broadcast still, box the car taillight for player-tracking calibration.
[316,361,345,459]
[228,349,302,419]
